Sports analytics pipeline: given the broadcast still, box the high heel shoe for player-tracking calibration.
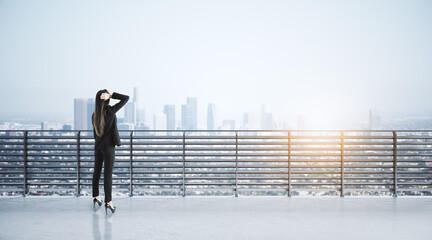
[93,198,102,209]
[105,202,116,215]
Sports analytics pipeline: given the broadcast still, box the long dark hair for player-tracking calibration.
[92,89,110,137]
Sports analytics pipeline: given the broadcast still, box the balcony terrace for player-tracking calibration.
[1,130,432,239]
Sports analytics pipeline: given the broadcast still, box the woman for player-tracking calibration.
[91,89,129,215]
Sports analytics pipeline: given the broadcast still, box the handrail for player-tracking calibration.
[0,130,432,197]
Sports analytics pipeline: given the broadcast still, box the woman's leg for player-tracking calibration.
[103,146,115,203]
[92,148,104,198]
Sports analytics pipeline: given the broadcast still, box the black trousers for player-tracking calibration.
[92,146,115,202]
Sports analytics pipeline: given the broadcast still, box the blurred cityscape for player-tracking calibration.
[1,86,432,131]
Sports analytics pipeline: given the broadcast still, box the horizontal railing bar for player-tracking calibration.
[396,143,432,145]
[343,142,394,145]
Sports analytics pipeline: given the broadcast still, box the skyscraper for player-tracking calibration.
[207,103,216,130]
[260,105,274,130]
[74,98,88,130]
[41,121,48,136]
[125,102,136,125]
[134,86,146,124]
[369,109,381,130]
[87,98,95,130]
[188,97,197,130]
[181,97,198,130]
[163,105,176,130]
[243,112,254,129]
[181,105,187,130]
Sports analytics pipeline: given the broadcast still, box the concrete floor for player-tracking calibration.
[1,196,432,240]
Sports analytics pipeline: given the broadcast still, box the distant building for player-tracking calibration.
[154,113,167,130]
[135,122,150,130]
[74,98,90,130]
[260,105,274,130]
[41,121,48,136]
[133,86,146,124]
[87,99,95,130]
[369,109,381,130]
[62,124,72,130]
[243,112,254,129]
[41,121,48,131]
[134,87,140,109]
[125,102,136,125]
[181,97,197,130]
[117,123,135,131]
[181,105,187,130]
[163,105,176,130]
[207,103,216,130]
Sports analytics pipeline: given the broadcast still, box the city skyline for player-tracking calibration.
[2,87,431,131]
[1,0,432,128]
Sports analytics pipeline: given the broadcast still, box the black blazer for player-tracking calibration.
[92,92,129,149]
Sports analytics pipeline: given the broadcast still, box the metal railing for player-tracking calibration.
[1,130,432,197]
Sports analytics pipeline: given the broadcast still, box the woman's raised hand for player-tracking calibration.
[100,93,112,101]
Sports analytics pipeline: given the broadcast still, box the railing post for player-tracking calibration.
[130,131,133,197]
[288,131,291,197]
[235,132,238,197]
[182,131,186,197]
[76,131,81,197]
[393,131,398,197]
[23,131,28,197]
[340,131,344,197]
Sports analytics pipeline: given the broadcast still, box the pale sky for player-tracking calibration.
[1,0,431,127]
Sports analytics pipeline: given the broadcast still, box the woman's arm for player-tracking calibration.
[110,92,130,113]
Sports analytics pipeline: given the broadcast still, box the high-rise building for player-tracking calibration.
[163,105,176,130]
[118,123,134,132]
[41,121,48,131]
[74,98,88,130]
[260,105,274,130]
[207,103,216,130]
[181,105,187,130]
[263,113,274,130]
[134,87,140,110]
[62,124,72,130]
[41,121,48,136]
[243,112,254,129]
[181,97,197,130]
[154,113,167,130]
[134,86,146,124]
[87,99,95,130]
[188,97,197,130]
[125,102,136,125]
[369,109,381,130]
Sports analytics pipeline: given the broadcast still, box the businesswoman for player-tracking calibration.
[91,89,129,215]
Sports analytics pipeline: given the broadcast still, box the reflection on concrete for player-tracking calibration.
[1,197,432,240]
[92,203,112,240]
[104,215,112,240]
[92,212,100,240]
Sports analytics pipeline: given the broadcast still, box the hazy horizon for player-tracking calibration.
[1,0,431,127]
